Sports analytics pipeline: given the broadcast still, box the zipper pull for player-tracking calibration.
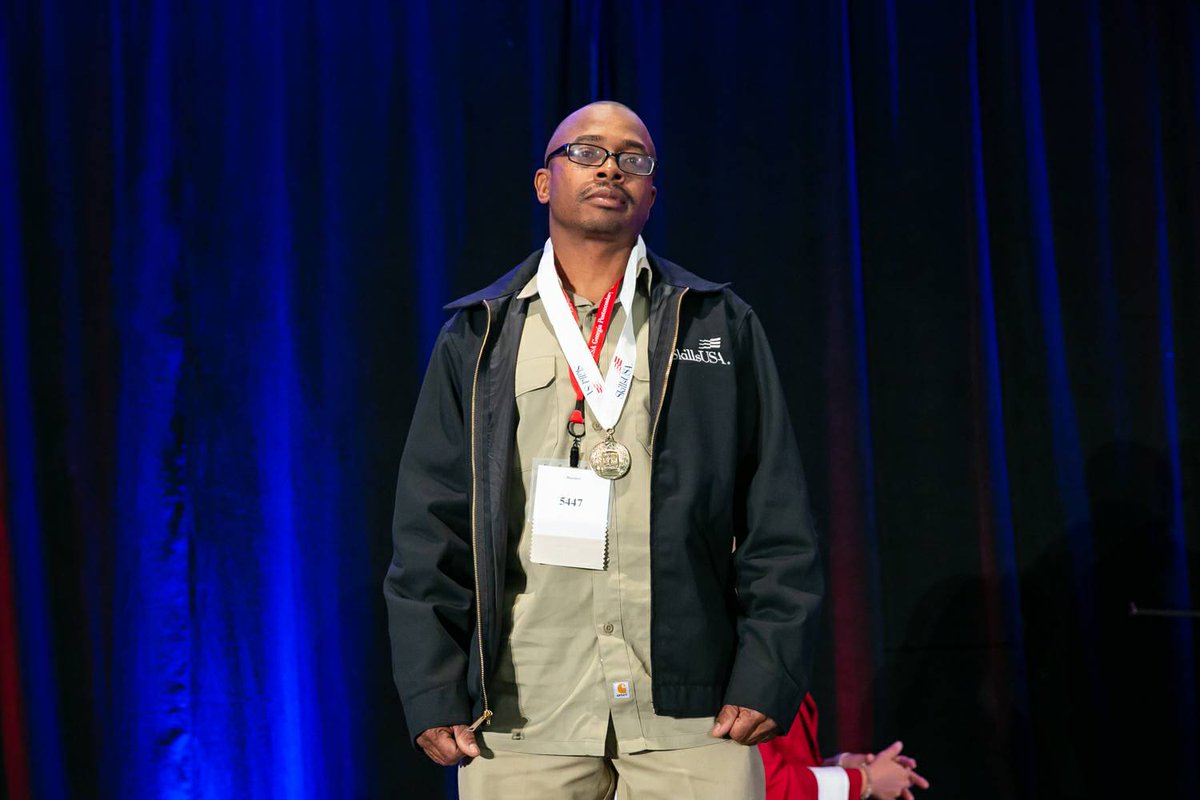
[467,709,493,732]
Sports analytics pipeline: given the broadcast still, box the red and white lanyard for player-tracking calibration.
[562,277,621,464]
[535,237,641,459]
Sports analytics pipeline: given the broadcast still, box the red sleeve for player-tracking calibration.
[760,695,865,800]
[761,761,863,800]
[761,694,831,800]
[761,757,816,800]
[845,767,864,799]
[760,694,821,766]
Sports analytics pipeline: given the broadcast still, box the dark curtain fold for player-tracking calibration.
[1,1,1197,797]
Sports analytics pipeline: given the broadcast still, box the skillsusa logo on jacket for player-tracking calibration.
[673,336,732,366]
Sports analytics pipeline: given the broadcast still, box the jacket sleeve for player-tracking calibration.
[761,695,862,800]
[762,762,862,800]
[383,320,476,743]
[723,308,824,733]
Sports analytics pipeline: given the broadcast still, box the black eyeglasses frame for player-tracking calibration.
[544,142,658,176]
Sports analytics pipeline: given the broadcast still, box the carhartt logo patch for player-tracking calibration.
[612,681,630,699]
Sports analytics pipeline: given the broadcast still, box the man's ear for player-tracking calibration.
[533,168,551,204]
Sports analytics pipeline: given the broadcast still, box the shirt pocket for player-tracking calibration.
[514,355,560,471]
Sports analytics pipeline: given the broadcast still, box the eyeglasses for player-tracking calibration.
[545,142,658,176]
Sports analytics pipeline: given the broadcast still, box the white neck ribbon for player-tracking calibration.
[535,236,643,432]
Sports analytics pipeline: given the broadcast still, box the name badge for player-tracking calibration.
[529,462,611,570]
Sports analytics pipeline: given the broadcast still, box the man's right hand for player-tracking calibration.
[416,724,481,766]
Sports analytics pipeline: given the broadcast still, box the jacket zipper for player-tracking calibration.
[649,288,687,454]
[467,300,494,733]
[646,287,686,716]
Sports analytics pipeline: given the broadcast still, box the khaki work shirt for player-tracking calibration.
[479,255,718,756]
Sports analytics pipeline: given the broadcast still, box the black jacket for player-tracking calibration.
[384,249,823,743]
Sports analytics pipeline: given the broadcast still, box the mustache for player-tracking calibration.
[579,182,632,203]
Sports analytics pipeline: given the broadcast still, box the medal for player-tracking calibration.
[589,434,631,480]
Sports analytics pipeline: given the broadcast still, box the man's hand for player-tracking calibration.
[711,704,779,745]
[416,724,481,766]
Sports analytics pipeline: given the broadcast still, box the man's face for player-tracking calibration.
[534,103,657,241]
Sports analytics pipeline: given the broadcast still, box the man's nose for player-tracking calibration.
[595,153,624,180]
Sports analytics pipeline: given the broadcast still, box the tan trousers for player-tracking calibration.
[457,739,765,800]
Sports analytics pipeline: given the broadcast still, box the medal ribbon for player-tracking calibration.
[535,237,640,432]
[564,277,622,412]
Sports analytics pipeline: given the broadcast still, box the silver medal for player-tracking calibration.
[589,437,631,480]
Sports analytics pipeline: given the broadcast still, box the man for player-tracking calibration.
[384,101,823,799]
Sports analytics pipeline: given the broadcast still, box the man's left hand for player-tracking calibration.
[711,704,779,744]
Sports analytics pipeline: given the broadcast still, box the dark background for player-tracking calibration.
[1,1,1198,797]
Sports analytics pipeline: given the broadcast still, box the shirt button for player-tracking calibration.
[602,622,615,634]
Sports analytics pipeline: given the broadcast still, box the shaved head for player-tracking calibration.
[534,100,657,245]
[543,101,657,163]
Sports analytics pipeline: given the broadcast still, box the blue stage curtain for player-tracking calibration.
[1,1,1197,797]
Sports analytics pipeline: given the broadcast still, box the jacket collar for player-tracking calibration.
[444,247,728,310]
